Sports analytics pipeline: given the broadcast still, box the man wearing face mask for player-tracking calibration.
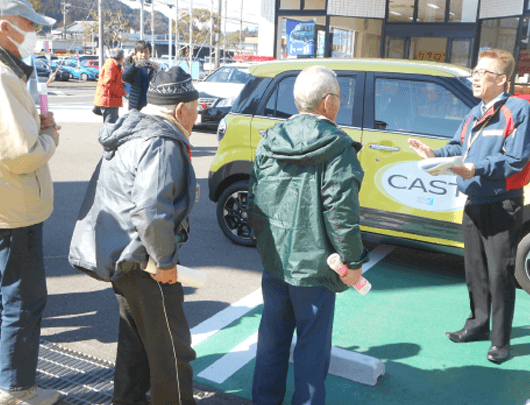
[0,1,61,404]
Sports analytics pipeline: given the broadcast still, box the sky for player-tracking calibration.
[115,0,261,32]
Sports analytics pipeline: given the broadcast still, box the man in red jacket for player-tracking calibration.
[94,48,126,124]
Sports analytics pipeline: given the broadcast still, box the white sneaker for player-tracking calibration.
[0,386,61,405]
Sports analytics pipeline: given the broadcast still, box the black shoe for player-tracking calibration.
[487,345,510,364]
[445,328,490,343]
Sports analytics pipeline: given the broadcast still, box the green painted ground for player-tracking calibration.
[193,247,530,405]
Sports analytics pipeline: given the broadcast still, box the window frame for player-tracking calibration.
[256,70,366,128]
[363,72,478,138]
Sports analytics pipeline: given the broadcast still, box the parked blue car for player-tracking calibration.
[60,60,98,81]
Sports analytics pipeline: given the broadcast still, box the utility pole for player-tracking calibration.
[140,0,144,40]
[168,8,172,63]
[240,0,243,53]
[223,0,227,60]
[188,0,192,70]
[210,0,213,72]
[151,0,155,57]
[214,0,221,69]
[62,1,70,40]
[98,0,103,69]
[175,0,179,66]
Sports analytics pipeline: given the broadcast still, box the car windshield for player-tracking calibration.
[206,67,250,84]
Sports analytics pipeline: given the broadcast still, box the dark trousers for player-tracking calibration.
[252,271,335,405]
[462,197,522,346]
[111,270,196,405]
[101,107,119,124]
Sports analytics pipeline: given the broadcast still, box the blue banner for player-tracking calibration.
[286,20,315,57]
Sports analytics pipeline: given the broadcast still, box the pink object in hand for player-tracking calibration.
[39,93,48,115]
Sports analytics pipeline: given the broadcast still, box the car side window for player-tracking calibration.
[374,78,469,138]
[264,75,356,126]
[265,76,297,119]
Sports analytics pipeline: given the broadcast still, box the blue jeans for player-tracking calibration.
[0,224,47,390]
[252,271,335,405]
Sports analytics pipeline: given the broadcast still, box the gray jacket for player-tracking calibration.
[69,110,196,281]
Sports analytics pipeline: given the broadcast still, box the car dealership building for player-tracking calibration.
[257,0,530,92]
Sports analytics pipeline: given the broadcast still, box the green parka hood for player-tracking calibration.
[261,114,363,166]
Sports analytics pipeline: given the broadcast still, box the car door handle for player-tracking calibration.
[368,144,400,152]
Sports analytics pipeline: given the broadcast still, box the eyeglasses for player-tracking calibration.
[470,68,504,78]
[327,93,346,106]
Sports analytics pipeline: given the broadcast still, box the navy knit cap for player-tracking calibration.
[146,66,199,105]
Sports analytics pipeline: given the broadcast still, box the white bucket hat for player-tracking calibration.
[0,0,56,26]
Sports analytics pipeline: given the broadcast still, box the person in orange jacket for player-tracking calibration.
[94,48,125,124]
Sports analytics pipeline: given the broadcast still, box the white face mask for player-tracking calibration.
[1,20,37,59]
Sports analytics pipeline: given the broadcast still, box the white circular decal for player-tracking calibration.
[375,161,467,212]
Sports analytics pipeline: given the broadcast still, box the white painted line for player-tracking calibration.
[190,288,263,347]
[362,244,395,274]
[194,245,394,385]
[196,333,258,384]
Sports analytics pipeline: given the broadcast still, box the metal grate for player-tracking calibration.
[37,340,114,405]
[36,340,216,404]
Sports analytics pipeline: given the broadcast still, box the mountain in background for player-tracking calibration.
[39,0,169,34]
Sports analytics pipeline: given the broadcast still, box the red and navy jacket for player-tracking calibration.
[434,92,530,204]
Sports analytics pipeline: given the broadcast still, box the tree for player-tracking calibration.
[89,9,130,49]
[28,0,42,13]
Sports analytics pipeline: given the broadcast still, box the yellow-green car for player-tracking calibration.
[207,59,530,291]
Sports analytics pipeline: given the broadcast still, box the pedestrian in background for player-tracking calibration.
[409,49,530,364]
[93,48,125,124]
[122,40,160,111]
[69,67,199,405]
[249,65,370,405]
[0,0,61,404]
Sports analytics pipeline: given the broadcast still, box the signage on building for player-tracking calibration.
[285,19,315,57]
[415,51,446,62]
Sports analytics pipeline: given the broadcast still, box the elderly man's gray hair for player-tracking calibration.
[294,65,339,113]
[109,48,125,61]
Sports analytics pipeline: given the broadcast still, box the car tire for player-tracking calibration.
[216,180,256,247]
[516,232,530,294]
[80,73,88,81]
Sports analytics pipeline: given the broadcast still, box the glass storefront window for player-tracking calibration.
[451,38,474,67]
[409,37,447,61]
[304,0,326,10]
[448,0,479,23]
[388,0,415,22]
[330,17,382,58]
[280,0,301,9]
[276,16,326,59]
[515,17,530,96]
[417,0,446,23]
[479,17,519,55]
[386,36,406,58]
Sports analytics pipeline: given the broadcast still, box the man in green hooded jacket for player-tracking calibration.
[249,65,370,405]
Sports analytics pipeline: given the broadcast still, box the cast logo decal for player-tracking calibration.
[375,161,467,212]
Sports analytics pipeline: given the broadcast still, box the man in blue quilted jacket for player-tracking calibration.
[409,49,530,364]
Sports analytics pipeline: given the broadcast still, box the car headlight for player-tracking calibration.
[217,118,227,142]
[216,97,235,108]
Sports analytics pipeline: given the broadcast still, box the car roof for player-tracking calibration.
[248,58,470,79]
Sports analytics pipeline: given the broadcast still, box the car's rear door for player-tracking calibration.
[359,72,476,248]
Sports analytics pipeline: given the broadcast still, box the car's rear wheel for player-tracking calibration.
[80,73,88,81]
[515,232,530,294]
[216,180,256,247]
